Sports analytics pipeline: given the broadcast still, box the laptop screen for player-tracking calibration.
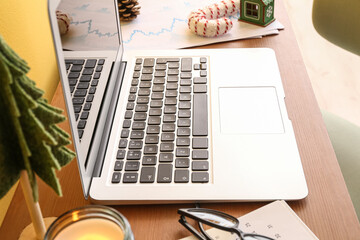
[48,0,123,198]
[57,0,121,51]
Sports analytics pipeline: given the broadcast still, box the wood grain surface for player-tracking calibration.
[1,0,359,239]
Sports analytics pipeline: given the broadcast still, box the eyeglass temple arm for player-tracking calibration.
[179,216,207,240]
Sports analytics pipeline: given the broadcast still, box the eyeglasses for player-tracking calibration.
[178,208,275,240]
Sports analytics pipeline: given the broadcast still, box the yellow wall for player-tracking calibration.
[0,0,60,226]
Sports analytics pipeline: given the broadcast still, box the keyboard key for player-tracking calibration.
[193,138,208,149]
[177,128,190,136]
[135,104,148,112]
[154,77,165,84]
[112,172,121,183]
[193,77,207,84]
[176,148,190,157]
[193,94,208,136]
[163,114,176,123]
[175,158,190,168]
[98,59,105,65]
[74,89,87,97]
[128,140,143,149]
[139,88,151,96]
[148,116,161,125]
[145,135,159,144]
[149,109,162,116]
[85,59,97,68]
[160,142,174,152]
[96,65,103,72]
[130,131,145,139]
[77,82,89,89]
[71,65,82,72]
[162,124,175,132]
[123,173,138,183]
[73,105,82,113]
[192,172,209,183]
[180,79,192,86]
[178,110,191,118]
[143,58,155,67]
[146,126,160,134]
[86,94,94,102]
[142,156,157,165]
[142,67,153,74]
[132,122,146,130]
[116,150,126,159]
[161,133,175,141]
[144,145,158,154]
[68,72,80,79]
[159,153,173,162]
[192,150,208,160]
[181,58,192,72]
[175,170,189,183]
[80,111,89,120]
[127,150,142,160]
[180,72,192,79]
[83,102,92,111]
[118,139,128,148]
[193,85,207,93]
[179,101,191,109]
[78,130,84,138]
[168,62,179,69]
[134,112,147,121]
[157,164,173,183]
[176,138,190,146]
[140,167,156,183]
[123,120,131,128]
[150,100,163,108]
[114,161,124,171]
[121,129,130,138]
[82,68,93,75]
[77,120,86,129]
[139,81,151,88]
[192,161,209,171]
[164,98,177,105]
[80,75,91,82]
[167,76,179,82]
[125,161,140,171]
[93,72,101,79]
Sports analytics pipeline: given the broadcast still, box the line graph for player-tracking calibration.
[123,18,188,44]
[71,19,118,38]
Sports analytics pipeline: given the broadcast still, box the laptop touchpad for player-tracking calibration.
[218,87,284,134]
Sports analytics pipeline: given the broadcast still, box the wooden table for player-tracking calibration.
[1,0,359,239]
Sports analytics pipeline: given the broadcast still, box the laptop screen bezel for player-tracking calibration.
[47,0,124,198]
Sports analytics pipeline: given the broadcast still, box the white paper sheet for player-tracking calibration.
[180,201,319,240]
[60,0,284,51]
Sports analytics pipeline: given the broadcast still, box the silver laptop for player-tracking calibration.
[48,0,308,204]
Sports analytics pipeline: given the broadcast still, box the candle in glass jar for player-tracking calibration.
[54,218,124,240]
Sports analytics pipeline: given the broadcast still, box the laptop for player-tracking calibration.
[48,0,308,204]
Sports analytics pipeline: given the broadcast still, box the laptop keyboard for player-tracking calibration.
[65,58,104,139]
[112,57,209,184]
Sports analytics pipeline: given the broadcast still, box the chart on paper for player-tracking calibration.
[59,0,284,51]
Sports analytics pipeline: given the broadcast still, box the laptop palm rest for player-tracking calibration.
[218,87,284,134]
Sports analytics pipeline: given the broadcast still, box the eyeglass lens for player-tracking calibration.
[187,209,238,228]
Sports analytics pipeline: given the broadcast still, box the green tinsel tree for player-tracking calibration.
[0,35,76,202]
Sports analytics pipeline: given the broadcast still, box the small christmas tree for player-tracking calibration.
[0,34,75,239]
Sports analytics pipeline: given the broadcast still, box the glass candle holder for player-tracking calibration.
[44,205,134,240]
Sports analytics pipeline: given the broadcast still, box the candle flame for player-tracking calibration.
[72,211,80,222]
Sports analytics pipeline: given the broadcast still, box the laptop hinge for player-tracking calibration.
[92,61,127,177]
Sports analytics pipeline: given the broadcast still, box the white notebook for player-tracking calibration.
[180,200,319,240]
